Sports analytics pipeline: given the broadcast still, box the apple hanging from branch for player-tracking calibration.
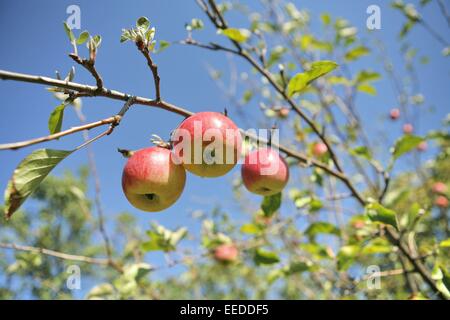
[241,147,289,196]
[172,111,242,178]
[121,146,186,212]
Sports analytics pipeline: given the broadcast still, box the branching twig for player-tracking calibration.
[137,46,161,101]
[69,54,104,90]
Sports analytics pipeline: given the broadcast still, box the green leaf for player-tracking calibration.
[361,238,392,255]
[365,201,398,229]
[391,135,425,160]
[261,192,281,217]
[136,16,150,30]
[287,60,338,97]
[349,146,372,161]
[219,28,251,43]
[357,84,376,95]
[141,225,187,252]
[305,222,340,238]
[240,223,261,234]
[157,40,170,53]
[92,35,102,47]
[355,70,380,84]
[77,31,89,45]
[63,22,75,42]
[4,149,73,218]
[345,46,369,61]
[254,248,280,265]
[120,29,132,43]
[48,103,66,134]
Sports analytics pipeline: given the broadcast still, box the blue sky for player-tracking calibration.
[0,0,449,297]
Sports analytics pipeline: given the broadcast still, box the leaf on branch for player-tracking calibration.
[261,192,281,217]
[92,35,102,48]
[156,40,170,53]
[63,22,75,42]
[305,222,340,239]
[219,28,251,43]
[48,103,66,134]
[77,31,90,45]
[344,45,370,61]
[357,83,377,95]
[391,135,425,160]
[253,248,280,265]
[365,200,398,230]
[136,16,150,31]
[287,60,338,97]
[240,223,261,234]
[141,224,188,252]
[4,149,73,219]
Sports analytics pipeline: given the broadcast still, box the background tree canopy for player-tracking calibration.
[0,0,449,299]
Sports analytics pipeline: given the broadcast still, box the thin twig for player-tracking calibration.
[69,54,104,89]
[0,116,120,150]
[137,46,161,101]
[0,242,109,266]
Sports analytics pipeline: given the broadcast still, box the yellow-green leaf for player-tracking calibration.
[365,201,398,229]
[219,28,251,43]
[391,135,425,160]
[345,46,370,61]
[48,103,66,134]
[4,149,73,218]
[287,60,338,97]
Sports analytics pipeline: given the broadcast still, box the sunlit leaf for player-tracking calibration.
[240,223,261,234]
[391,135,425,160]
[4,149,73,218]
[219,28,251,43]
[287,60,338,97]
[63,22,75,42]
[345,46,370,61]
[77,31,89,45]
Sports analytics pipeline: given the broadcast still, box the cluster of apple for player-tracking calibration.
[390,108,427,151]
[121,111,290,212]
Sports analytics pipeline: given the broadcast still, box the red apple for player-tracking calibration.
[435,196,449,208]
[417,141,427,152]
[122,147,186,212]
[214,244,239,263]
[241,147,289,196]
[432,182,448,194]
[172,112,242,177]
[390,108,400,120]
[403,123,414,134]
[312,142,328,157]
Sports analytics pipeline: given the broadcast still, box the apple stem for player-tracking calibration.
[117,148,134,158]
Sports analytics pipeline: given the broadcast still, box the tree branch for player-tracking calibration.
[0,242,109,266]
[0,116,120,150]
